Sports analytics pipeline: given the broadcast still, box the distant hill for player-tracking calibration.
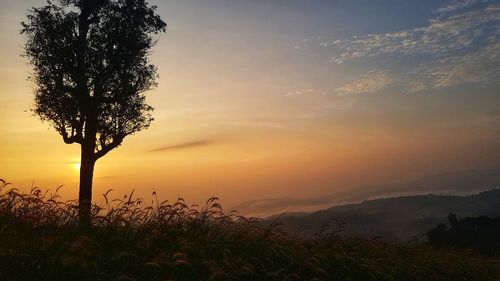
[268,189,500,241]
[231,167,500,217]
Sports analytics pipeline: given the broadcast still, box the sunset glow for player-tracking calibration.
[72,163,81,172]
[1,0,499,217]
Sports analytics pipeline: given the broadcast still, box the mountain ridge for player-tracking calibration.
[231,167,500,217]
[267,188,500,241]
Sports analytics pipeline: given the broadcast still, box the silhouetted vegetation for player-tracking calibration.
[1,179,499,281]
[427,214,500,258]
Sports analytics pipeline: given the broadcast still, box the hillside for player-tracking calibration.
[268,189,500,241]
[232,168,500,217]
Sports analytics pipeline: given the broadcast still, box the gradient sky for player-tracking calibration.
[1,0,499,215]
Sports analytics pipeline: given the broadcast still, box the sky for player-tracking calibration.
[1,0,499,216]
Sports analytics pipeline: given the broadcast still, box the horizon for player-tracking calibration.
[1,0,499,217]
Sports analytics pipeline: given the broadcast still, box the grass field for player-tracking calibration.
[0,179,499,281]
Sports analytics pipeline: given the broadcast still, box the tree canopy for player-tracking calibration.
[22,0,166,160]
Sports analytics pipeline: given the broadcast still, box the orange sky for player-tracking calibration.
[1,0,499,216]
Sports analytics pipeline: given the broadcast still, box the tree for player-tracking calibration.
[21,0,166,226]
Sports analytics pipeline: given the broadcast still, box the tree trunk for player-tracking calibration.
[79,145,95,227]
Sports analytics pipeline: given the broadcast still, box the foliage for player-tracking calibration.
[0,179,499,281]
[427,213,500,258]
[21,0,166,156]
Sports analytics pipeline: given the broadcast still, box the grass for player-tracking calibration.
[0,179,499,281]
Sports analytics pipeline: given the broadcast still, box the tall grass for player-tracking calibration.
[0,179,498,281]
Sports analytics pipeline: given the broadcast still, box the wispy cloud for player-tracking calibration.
[325,2,499,62]
[405,42,500,92]
[149,140,213,152]
[342,42,500,95]
[284,88,315,97]
[334,70,392,95]
[318,0,500,93]
[436,0,486,13]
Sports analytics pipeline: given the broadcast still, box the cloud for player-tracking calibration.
[318,0,500,93]
[284,88,315,97]
[404,42,500,92]
[334,70,392,95]
[344,42,500,95]
[325,2,499,62]
[436,0,486,13]
[229,196,338,218]
[149,140,213,152]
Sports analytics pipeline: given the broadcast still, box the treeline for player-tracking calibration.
[427,214,500,258]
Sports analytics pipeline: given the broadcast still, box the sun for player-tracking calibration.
[72,163,81,171]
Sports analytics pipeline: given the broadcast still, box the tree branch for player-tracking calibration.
[94,135,123,159]
[60,127,83,144]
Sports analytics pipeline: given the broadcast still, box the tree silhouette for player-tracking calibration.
[427,214,500,257]
[21,0,166,225]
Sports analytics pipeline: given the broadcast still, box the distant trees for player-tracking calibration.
[21,0,166,226]
[427,214,500,257]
